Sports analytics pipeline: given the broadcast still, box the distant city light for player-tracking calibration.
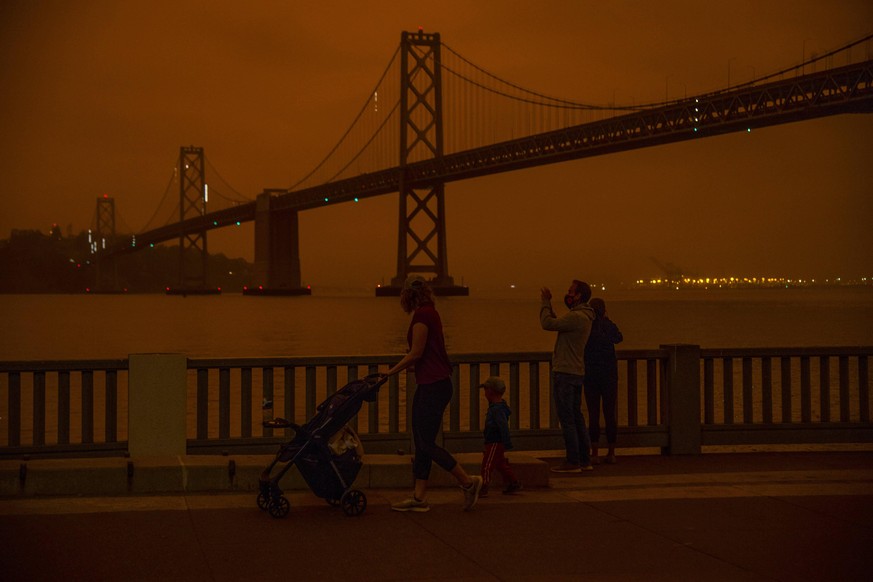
[632,275,867,289]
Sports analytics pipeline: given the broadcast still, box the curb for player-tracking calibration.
[0,452,549,497]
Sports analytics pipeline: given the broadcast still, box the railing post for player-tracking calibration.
[662,344,701,455]
[128,354,187,456]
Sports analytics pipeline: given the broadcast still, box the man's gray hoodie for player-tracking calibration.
[540,299,595,376]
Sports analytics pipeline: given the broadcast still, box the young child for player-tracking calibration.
[479,376,522,497]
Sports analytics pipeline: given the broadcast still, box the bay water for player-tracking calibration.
[1,287,871,361]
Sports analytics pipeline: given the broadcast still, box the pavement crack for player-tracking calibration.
[183,496,218,582]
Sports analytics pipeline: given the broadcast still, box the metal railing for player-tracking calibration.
[699,347,872,446]
[0,360,128,457]
[2,346,871,458]
[184,351,668,455]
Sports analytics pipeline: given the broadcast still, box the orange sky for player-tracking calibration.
[1,1,872,290]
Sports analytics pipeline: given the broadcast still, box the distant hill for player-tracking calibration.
[0,227,253,293]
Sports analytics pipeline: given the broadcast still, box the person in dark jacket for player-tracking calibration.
[584,298,623,464]
[479,376,522,497]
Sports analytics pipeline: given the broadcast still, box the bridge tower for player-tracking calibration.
[379,29,467,296]
[170,146,218,295]
[93,194,119,292]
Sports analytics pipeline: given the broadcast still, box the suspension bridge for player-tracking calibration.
[90,29,873,295]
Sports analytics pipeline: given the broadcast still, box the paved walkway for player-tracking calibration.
[2,451,872,581]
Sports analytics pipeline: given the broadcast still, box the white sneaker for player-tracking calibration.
[391,497,430,512]
[461,476,483,511]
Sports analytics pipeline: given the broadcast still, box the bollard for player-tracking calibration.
[128,354,187,456]
[661,344,702,455]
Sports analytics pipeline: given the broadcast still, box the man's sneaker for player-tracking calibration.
[551,462,581,473]
[502,481,523,495]
[479,485,489,498]
[461,476,483,511]
[580,464,594,471]
[391,497,430,512]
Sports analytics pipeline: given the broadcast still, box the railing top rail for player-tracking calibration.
[701,346,873,358]
[187,355,394,368]
[2,347,870,373]
[186,350,671,369]
[0,359,129,373]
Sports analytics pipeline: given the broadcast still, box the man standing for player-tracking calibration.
[540,280,596,472]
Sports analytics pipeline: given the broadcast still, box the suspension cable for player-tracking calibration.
[139,167,177,233]
[324,99,401,183]
[289,45,401,190]
[205,156,251,201]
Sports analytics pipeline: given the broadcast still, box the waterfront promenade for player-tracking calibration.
[1,449,871,581]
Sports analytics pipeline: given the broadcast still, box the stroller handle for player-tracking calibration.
[363,372,389,389]
[261,418,300,431]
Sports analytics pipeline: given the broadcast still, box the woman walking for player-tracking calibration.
[386,275,483,512]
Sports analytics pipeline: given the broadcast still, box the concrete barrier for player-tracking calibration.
[0,453,549,497]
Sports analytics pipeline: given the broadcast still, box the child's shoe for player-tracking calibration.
[502,481,523,495]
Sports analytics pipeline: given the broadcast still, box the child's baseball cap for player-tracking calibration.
[479,376,506,395]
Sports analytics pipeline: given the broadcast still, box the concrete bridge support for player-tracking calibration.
[245,190,310,296]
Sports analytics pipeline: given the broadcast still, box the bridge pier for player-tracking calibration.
[244,190,311,296]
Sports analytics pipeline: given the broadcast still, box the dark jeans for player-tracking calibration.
[553,372,591,465]
[584,365,618,445]
[411,378,458,480]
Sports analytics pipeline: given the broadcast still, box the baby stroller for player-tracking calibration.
[257,373,387,519]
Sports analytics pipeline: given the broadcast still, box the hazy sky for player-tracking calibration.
[2,1,872,290]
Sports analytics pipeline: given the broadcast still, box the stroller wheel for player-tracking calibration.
[256,492,270,511]
[268,496,290,519]
[341,489,367,517]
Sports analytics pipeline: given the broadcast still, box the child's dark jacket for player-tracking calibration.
[484,400,513,449]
